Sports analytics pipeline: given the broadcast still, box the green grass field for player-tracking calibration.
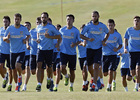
[0,0,140,100]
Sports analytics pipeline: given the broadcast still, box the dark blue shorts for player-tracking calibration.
[37,49,53,67]
[120,68,131,77]
[30,55,37,70]
[0,53,10,69]
[86,48,102,66]
[52,52,58,64]
[10,52,25,69]
[103,55,117,73]
[129,52,140,70]
[78,57,87,70]
[114,57,120,71]
[22,55,30,70]
[60,52,76,70]
[30,55,46,70]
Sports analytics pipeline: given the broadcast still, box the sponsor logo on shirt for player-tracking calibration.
[63,35,74,39]
[11,35,23,38]
[31,38,37,41]
[106,40,117,43]
[71,32,74,36]
[131,36,140,40]
[20,31,23,34]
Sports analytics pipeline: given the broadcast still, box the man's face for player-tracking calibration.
[41,14,48,24]
[14,16,21,26]
[24,23,31,31]
[91,13,99,23]
[134,18,140,28]
[66,16,74,26]
[3,19,10,28]
[36,20,41,25]
[108,23,115,31]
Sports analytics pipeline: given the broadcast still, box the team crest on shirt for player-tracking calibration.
[20,31,23,34]
[99,28,102,31]
[71,32,74,36]
[114,37,117,40]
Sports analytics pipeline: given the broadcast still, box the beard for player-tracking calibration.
[93,19,99,23]
[42,20,47,24]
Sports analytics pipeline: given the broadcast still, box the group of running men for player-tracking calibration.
[0,10,140,92]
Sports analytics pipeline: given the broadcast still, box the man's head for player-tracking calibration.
[91,11,99,23]
[66,14,75,26]
[36,17,41,25]
[41,12,49,24]
[14,13,22,26]
[24,22,31,31]
[55,24,61,30]
[3,16,11,28]
[133,16,140,28]
[47,18,52,24]
[107,19,115,31]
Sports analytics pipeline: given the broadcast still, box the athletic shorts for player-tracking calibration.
[30,55,46,70]
[86,48,102,66]
[114,57,120,71]
[103,55,117,73]
[0,53,10,69]
[78,57,87,70]
[60,52,76,70]
[129,52,140,70]
[21,55,30,70]
[37,49,53,67]
[10,52,25,69]
[120,68,131,77]
[52,52,58,64]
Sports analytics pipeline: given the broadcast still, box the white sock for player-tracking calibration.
[92,77,94,80]
[3,77,6,80]
[83,81,87,85]
[37,82,42,86]
[16,83,18,86]
[70,82,73,87]
[55,84,58,88]
[23,84,27,87]
[100,78,104,84]
[112,80,115,83]
[51,78,53,81]
[98,77,100,80]
[47,78,51,80]
[65,74,69,78]
[18,76,22,78]
[135,83,139,89]
[124,87,128,92]
[107,84,111,88]
[8,83,12,86]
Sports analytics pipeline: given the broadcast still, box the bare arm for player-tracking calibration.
[80,34,94,42]
[102,33,109,46]
[124,38,128,53]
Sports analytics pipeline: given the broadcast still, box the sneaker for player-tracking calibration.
[49,81,54,92]
[15,85,20,92]
[36,85,41,92]
[7,85,12,91]
[46,79,51,89]
[2,73,8,88]
[22,86,27,91]
[133,88,138,92]
[60,73,63,80]
[97,79,101,89]
[69,87,73,92]
[90,83,95,91]
[82,81,89,91]
[112,82,116,91]
[64,75,69,86]
[53,87,57,92]
[18,77,22,86]
[107,87,111,92]
[90,79,93,87]
[99,83,105,89]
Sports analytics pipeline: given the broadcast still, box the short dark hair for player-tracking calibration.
[25,21,31,26]
[3,16,11,23]
[134,16,140,20]
[14,13,22,19]
[36,17,41,21]
[41,12,49,17]
[108,19,115,24]
[66,14,75,20]
[92,11,99,16]
[56,24,61,28]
